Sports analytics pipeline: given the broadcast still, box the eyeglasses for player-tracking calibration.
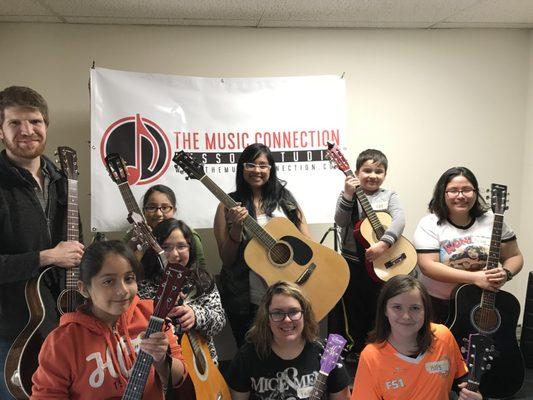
[161,244,190,253]
[445,188,477,198]
[243,162,272,171]
[269,309,303,322]
[144,205,174,213]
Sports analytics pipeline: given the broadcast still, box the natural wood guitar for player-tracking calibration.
[5,147,84,399]
[326,142,417,282]
[448,184,525,398]
[181,330,231,399]
[173,150,349,321]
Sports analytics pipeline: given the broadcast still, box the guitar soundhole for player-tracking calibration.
[57,289,86,315]
[471,306,500,334]
[268,241,292,267]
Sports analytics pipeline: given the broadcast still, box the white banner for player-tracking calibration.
[90,67,346,232]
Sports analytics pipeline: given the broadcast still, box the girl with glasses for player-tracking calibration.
[413,167,523,323]
[124,184,206,268]
[31,241,187,399]
[213,143,310,347]
[140,218,226,366]
[351,275,481,400]
[227,281,350,400]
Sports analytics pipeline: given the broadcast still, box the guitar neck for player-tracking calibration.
[66,178,79,289]
[122,316,164,400]
[118,181,144,217]
[466,380,479,392]
[481,213,504,310]
[340,168,386,238]
[199,175,277,248]
[309,372,328,400]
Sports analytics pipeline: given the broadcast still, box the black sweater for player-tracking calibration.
[0,150,68,339]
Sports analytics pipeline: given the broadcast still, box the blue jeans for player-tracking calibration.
[0,337,16,400]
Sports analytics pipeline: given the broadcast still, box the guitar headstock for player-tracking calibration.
[104,153,129,185]
[153,263,190,319]
[173,151,206,180]
[319,334,347,374]
[488,183,508,215]
[56,146,79,180]
[466,333,495,391]
[127,212,164,255]
[326,142,351,175]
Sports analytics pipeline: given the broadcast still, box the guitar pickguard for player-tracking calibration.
[279,235,313,265]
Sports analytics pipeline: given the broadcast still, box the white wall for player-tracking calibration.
[0,22,530,318]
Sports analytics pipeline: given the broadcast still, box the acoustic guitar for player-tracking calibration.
[104,153,149,260]
[5,147,84,399]
[309,334,346,400]
[326,142,416,282]
[448,183,525,398]
[173,150,349,321]
[463,333,495,394]
[121,261,189,400]
[181,329,231,399]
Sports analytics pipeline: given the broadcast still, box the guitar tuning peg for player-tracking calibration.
[460,346,467,354]
[485,364,491,370]
[462,337,469,343]
[336,362,343,368]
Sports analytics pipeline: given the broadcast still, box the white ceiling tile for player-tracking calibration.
[0,0,55,15]
[446,0,533,23]
[261,0,479,23]
[40,0,264,19]
[0,15,61,22]
[1,0,533,28]
[64,15,259,27]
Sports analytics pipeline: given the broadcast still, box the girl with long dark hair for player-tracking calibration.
[31,241,187,399]
[213,143,310,347]
[413,166,523,323]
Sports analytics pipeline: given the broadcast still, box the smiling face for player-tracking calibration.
[161,227,190,266]
[143,190,175,228]
[385,288,425,342]
[0,106,47,161]
[444,175,477,220]
[268,293,304,346]
[243,153,271,191]
[355,160,386,194]
[79,252,138,326]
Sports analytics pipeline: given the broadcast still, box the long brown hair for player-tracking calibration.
[368,275,435,354]
[246,281,318,359]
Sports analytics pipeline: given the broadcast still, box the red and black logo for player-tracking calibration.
[100,114,171,185]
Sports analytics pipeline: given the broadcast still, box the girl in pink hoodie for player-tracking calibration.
[31,240,187,399]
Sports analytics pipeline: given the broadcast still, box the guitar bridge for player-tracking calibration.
[384,253,406,269]
[295,263,316,285]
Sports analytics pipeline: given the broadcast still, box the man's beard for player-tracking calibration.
[3,137,46,159]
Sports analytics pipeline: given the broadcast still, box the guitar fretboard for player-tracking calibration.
[309,372,328,400]
[341,167,386,239]
[480,214,504,311]
[200,175,277,248]
[122,316,164,400]
[66,178,79,290]
[118,182,144,216]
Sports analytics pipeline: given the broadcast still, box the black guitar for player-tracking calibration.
[5,147,84,398]
[464,333,495,393]
[448,183,524,398]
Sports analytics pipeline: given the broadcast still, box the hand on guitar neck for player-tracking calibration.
[342,175,390,263]
[39,240,85,268]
